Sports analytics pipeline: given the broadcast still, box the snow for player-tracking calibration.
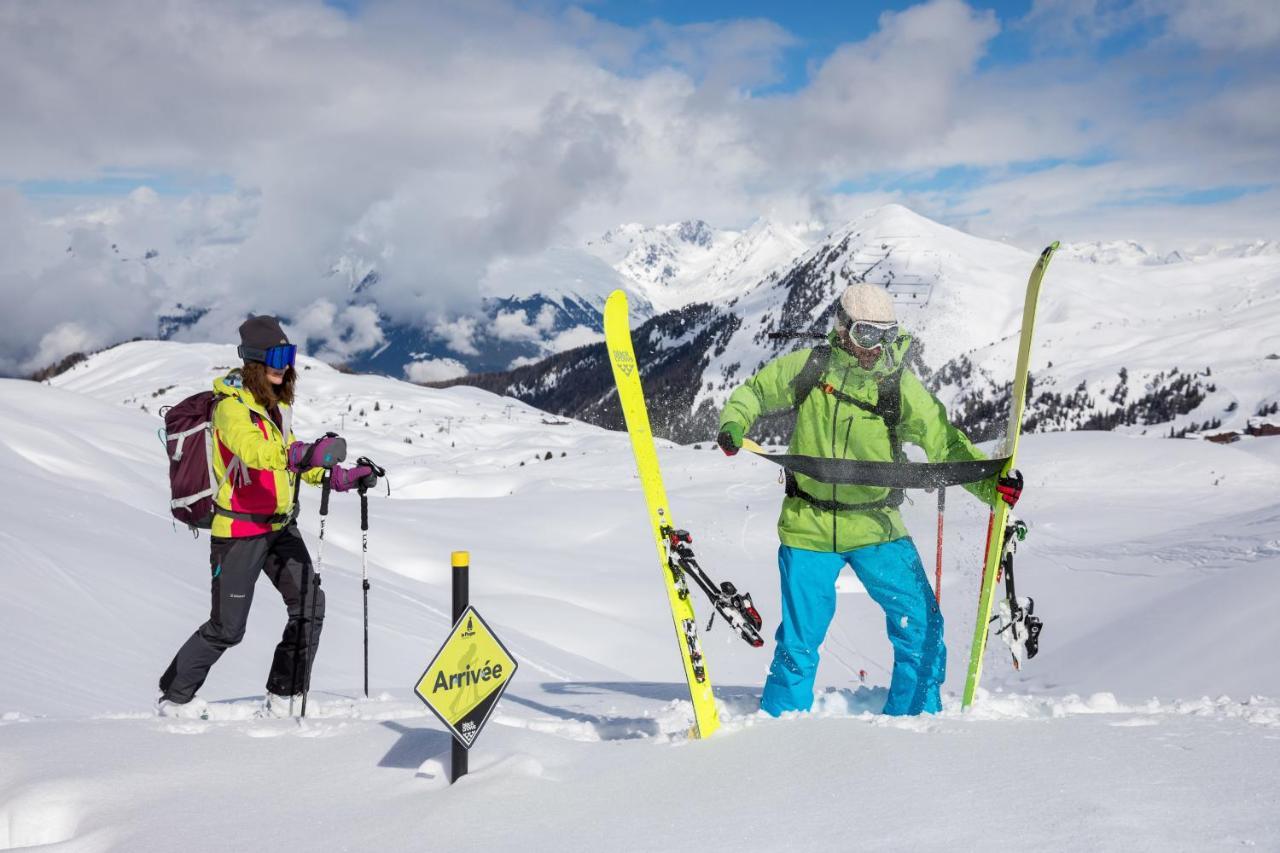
[586,217,816,314]
[2,340,1279,850]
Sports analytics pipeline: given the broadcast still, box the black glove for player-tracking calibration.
[996,469,1024,507]
[717,429,741,457]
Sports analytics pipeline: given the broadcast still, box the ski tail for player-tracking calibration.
[604,290,721,738]
[962,242,1058,709]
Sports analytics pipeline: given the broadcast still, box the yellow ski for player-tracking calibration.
[603,290,720,738]
[962,242,1058,708]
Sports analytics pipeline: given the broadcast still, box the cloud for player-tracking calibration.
[547,325,604,354]
[775,0,1000,160]
[0,195,167,373]
[404,357,468,384]
[0,0,1276,373]
[1149,0,1280,52]
[287,300,385,364]
[26,323,99,373]
[432,316,480,357]
[492,306,558,343]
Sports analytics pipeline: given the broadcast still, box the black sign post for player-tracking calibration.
[450,550,469,784]
[413,551,518,787]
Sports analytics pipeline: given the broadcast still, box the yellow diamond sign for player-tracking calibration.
[414,606,518,749]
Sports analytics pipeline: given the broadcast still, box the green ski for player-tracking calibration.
[962,242,1058,709]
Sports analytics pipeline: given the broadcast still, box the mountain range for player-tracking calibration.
[25,203,1279,451]
[442,204,1280,446]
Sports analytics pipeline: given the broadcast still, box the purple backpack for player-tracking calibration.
[161,392,228,530]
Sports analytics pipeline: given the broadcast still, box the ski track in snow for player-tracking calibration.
[1,343,1278,850]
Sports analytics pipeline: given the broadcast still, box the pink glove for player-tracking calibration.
[287,435,346,472]
[329,463,377,493]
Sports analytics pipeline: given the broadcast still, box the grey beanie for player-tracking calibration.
[238,315,290,352]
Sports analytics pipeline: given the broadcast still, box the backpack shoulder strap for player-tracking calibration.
[791,345,831,409]
[874,338,915,460]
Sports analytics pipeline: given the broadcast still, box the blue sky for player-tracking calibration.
[578,0,1039,88]
[12,172,234,199]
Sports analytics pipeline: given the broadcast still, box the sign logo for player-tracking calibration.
[612,350,636,377]
[413,606,518,749]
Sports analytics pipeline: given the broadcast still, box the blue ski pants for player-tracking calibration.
[760,538,945,717]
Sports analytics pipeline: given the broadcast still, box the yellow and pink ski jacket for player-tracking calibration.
[210,371,323,538]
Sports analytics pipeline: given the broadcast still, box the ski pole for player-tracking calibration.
[291,469,330,719]
[934,487,945,604]
[299,471,331,718]
[286,442,317,719]
[354,456,386,699]
[360,479,370,699]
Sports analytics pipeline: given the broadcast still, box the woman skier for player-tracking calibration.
[716,284,1020,717]
[158,315,380,718]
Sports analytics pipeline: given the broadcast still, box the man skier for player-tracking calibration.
[716,284,1020,716]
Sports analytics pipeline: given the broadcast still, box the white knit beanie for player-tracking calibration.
[837,284,896,328]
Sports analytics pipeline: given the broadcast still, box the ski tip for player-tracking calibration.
[603,290,630,333]
[741,437,765,455]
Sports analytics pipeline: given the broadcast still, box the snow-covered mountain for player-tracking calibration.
[450,204,1280,445]
[1060,238,1280,266]
[347,217,816,378]
[255,218,813,380]
[1057,240,1169,266]
[4,341,1279,849]
[585,218,816,313]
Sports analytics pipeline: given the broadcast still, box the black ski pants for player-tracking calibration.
[159,524,325,703]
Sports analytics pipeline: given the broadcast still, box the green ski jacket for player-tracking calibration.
[719,333,997,552]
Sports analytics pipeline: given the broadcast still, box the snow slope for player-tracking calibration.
[2,341,1278,850]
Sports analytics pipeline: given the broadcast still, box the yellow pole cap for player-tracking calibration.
[451,551,470,568]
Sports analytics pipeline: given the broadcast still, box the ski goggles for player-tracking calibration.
[237,343,297,370]
[846,320,899,349]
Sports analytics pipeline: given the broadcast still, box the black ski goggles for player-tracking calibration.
[835,300,898,349]
[846,320,898,349]
[839,313,901,348]
[237,343,297,370]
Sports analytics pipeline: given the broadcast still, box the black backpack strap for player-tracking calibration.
[799,344,909,459]
[783,338,916,514]
[876,363,906,463]
[791,345,832,409]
